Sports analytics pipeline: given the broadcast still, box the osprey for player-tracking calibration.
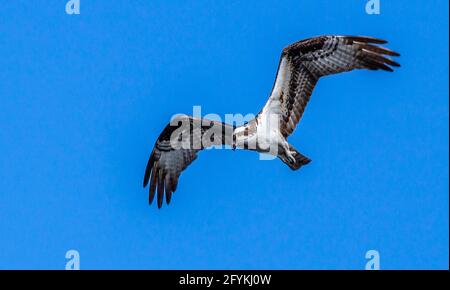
[143,35,400,208]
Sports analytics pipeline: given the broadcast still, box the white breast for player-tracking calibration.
[256,113,283,154]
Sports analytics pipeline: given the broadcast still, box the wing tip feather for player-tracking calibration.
[344,35,388,44]
[143,151,155,188]
[157,170,165,209]
[148,160,158,205]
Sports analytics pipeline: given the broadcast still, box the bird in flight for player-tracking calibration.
[143,35,400,208]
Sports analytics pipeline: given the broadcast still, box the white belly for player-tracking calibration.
[233,113,287,156]
[255,115,284,155]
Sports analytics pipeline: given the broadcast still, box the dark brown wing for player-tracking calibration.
[260,35,400,138]
[143,115,234,208]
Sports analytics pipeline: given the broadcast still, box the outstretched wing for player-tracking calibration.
[143,116,234,208]
[259,35,400,138]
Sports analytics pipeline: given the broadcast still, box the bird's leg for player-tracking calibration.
[281,140,296,163]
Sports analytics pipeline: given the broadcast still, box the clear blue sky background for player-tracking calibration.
[0,0,448,270]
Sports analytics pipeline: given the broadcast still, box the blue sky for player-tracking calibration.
[0,0,448,270]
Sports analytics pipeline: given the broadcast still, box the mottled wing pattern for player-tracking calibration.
[262,35,400,138]
[143,116,234,208]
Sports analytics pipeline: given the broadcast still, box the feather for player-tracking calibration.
[165,175,173,205]
[148,161,158,204]
[157,170,165,209]
[143,150,155,187]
